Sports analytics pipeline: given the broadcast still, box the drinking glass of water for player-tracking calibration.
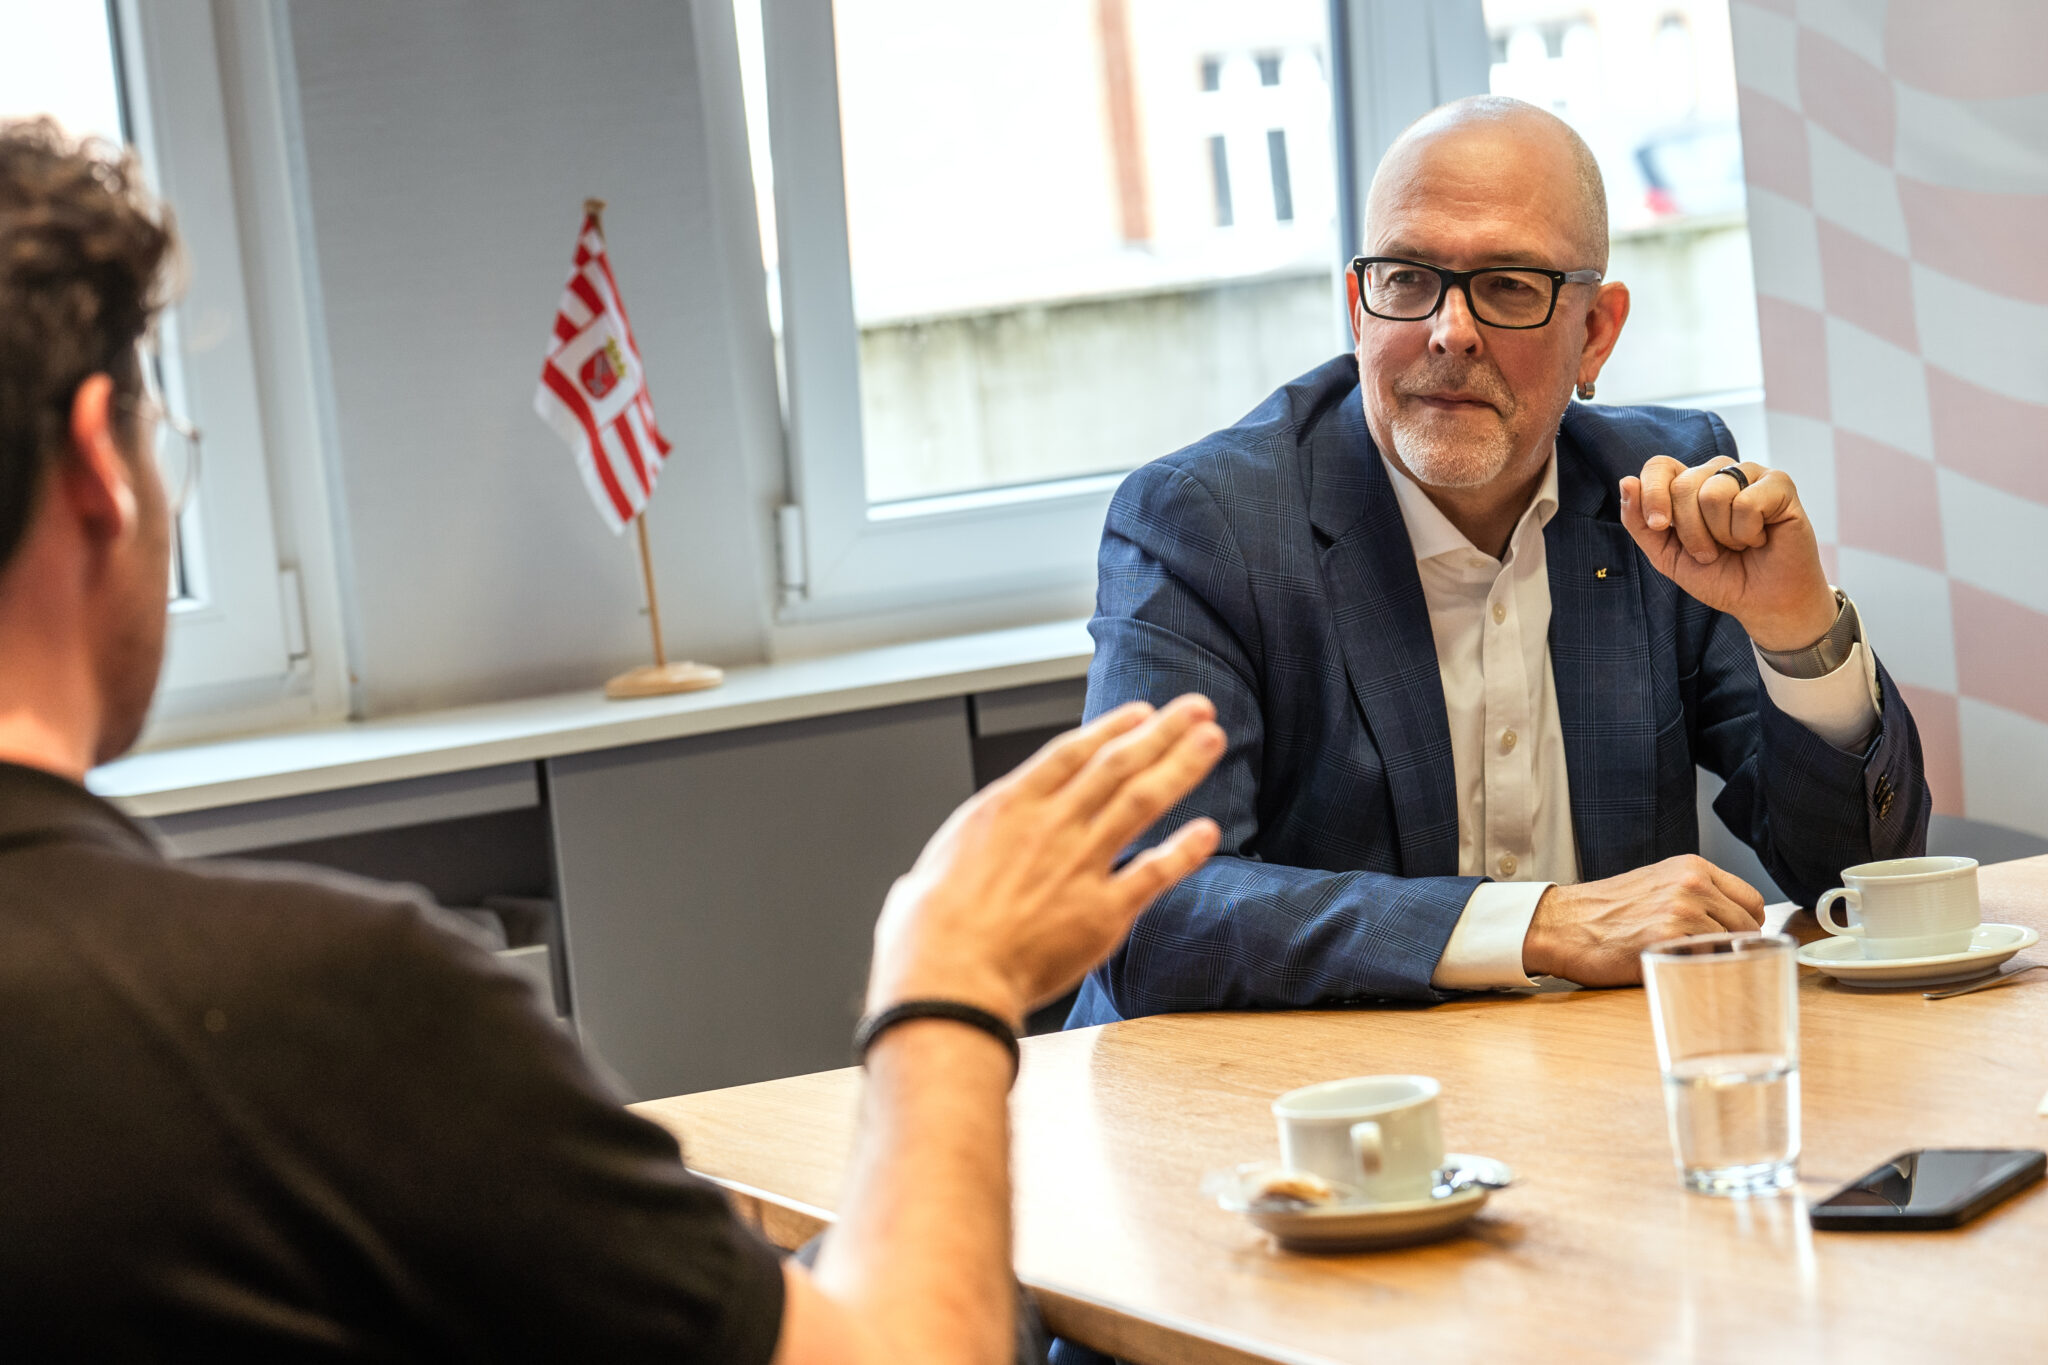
[1641,931,1799,1196]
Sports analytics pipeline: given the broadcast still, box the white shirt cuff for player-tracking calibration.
[1753,595,1882,752]
[1431,880,1549,990]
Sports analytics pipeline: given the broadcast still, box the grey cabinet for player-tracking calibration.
[137,675,1084,1102]
[547,698,977,1100]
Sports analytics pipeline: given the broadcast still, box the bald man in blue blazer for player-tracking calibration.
[1065,98,1929,1030]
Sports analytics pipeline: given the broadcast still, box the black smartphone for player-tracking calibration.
[1809,1148,2045,1230]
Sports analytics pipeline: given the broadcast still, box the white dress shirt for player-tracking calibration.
[1377,453,1884,991]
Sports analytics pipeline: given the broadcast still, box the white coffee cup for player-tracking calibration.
[1815,856,1980,960]
[1272,1074,1443,1204]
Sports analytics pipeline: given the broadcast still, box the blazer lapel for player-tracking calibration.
[1308,399,1461,878]
[1546,427,1661,880]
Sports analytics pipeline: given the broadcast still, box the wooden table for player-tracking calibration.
[634,857,2048,1363]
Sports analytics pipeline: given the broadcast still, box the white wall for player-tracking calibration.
[280,0,780,716]
[1729,0,2048,839]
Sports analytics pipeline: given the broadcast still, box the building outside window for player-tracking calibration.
[817,0,1341,506]
[739,0,1764,621]
[1484,0,1761,408]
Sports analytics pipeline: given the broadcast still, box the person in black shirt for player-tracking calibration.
[0,118,1225,1363]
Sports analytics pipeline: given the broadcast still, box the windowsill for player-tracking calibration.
[91,618,1094,818]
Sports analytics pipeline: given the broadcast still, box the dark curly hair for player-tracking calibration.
[0,117,175,574]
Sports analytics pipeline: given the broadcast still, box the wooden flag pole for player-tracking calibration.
[605,507,722,699]
[586,196,723,701]
[634,513,667,667]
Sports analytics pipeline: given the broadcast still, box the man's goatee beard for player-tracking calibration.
[1389,412,1516,490]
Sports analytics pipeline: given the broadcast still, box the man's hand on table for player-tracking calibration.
[1524,856,1767,986]
[865,695,1225,1029]
[1619,455,1839,652]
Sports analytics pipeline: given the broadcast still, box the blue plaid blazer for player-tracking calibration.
[1067,356,1931,1027]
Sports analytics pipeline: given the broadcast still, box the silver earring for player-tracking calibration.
[1576,380,1595,400]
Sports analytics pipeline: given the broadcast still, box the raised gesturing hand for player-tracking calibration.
[866,695,1225,1028]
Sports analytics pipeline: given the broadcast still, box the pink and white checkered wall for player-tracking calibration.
[1729,0,2048,838]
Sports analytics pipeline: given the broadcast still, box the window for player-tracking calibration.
[1198,49,1323,240]
[1208,134,1234,226]
[738,0,1758,624]
[2,2,122,141]
[0,3,191,601]
[739,0,1343,617]
[1483,0,1762,409]
[1268,128,1295,222]
[5,0,300,712]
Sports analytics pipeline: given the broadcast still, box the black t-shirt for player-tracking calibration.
[0,762,785,1362]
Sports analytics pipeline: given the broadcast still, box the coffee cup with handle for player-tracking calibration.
[1815,856,1979,960]
[1272,1075,1443,1204]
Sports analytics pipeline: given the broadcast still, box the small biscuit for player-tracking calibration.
[1250,1169,1337,1207]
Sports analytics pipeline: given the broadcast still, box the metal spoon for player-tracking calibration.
[1432,1163,1514,1197]
[1923,962,2043,1000]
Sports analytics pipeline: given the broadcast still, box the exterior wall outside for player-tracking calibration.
[1598,217,1762,404]
[857,217,1761,503]
[858,269,1337,503]
[828,0,1340,502]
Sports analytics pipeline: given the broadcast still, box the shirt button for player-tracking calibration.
[1498,854,1518,878]
[1491,602,1507,624]
[1501,728,1517,753]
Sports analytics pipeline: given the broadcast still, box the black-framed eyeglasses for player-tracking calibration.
[115,390,203,519]
[1350,256,1604,330]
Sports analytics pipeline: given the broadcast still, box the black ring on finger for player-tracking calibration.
[1710,464,1750,491]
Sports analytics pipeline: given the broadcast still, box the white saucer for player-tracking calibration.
[1797,923,2039,988]
[1210,1154,1512,1252]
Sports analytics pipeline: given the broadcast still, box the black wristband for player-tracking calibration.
[853,999,1021,1081]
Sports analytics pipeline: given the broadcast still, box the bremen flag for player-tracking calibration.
[533,209,672,532]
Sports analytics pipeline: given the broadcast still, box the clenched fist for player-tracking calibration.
[1619,455,1838,652]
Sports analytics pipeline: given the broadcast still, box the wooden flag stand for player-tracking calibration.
[605,511,725,699]
[577,196,723,702]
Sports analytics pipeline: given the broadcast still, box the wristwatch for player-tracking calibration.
[1758,588,1859,679]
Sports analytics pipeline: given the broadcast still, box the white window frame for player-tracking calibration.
[759,0,1121,624]
[754,0,1757,630]
[111,0,298,705]
[754,0,1503,628]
